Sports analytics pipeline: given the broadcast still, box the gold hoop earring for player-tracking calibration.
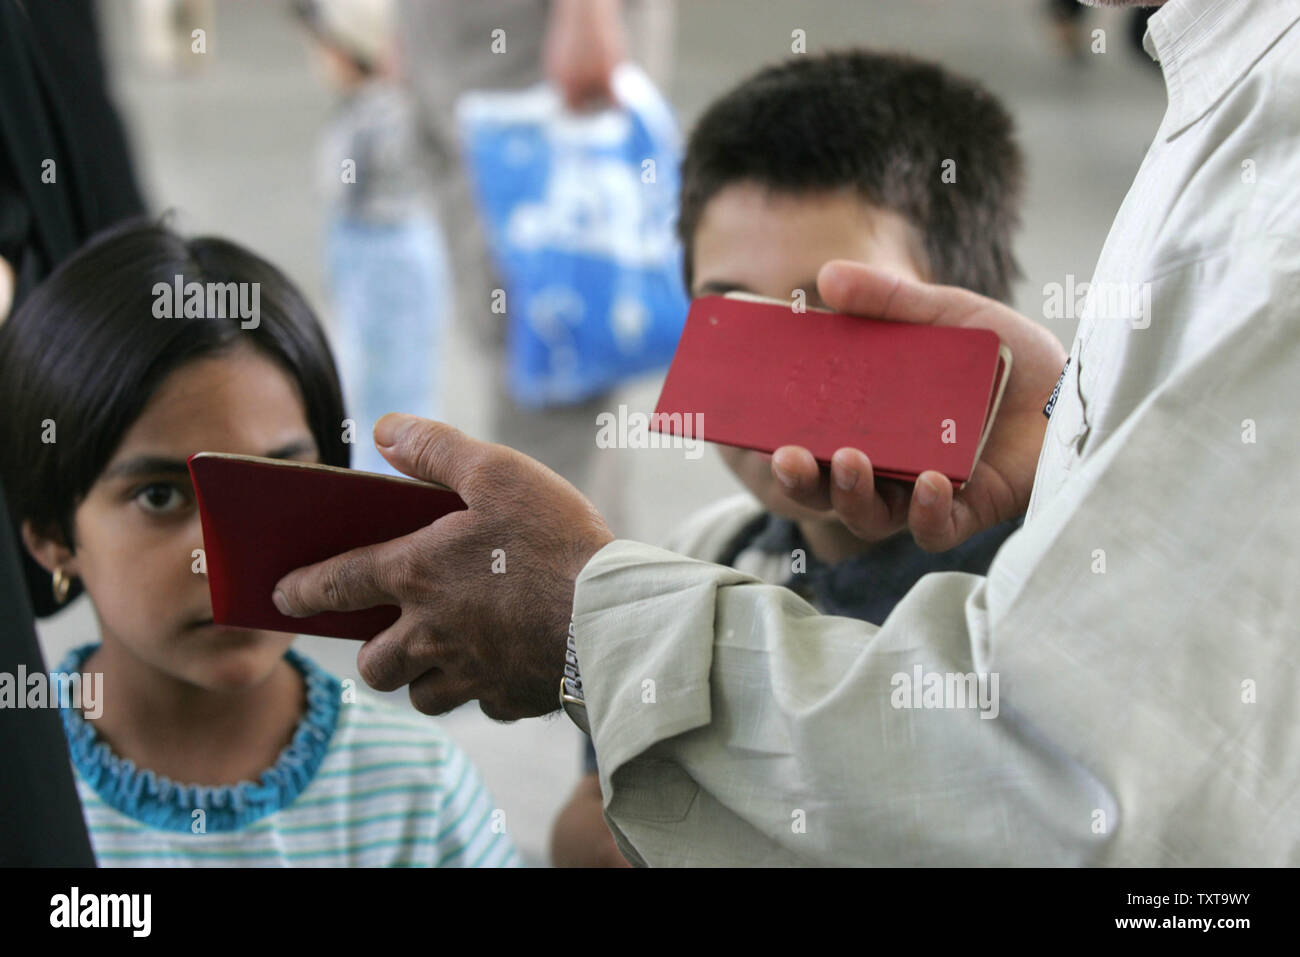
[52,567,72,605]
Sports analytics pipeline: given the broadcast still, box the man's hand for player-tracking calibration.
[543,0,626,110]
[771,260,1069,552]
[272,416,615,719]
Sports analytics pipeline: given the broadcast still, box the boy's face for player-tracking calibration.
[690,182,927,523]
[32,342,320,692]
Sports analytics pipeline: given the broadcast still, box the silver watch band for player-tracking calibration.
[562,617,584,703]
[560,618,589,734]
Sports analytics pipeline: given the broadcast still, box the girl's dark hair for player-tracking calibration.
[0,218,349,611]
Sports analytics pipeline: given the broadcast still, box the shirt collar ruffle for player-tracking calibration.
[56,644,340,833]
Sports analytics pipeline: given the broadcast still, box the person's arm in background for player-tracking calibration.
[543,0,626,109]
[550,768,630,868]
[0,161,30,326]
[0,256,12,322]
[551,727,630,866]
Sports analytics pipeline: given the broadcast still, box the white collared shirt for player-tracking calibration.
[572,0,1300,866]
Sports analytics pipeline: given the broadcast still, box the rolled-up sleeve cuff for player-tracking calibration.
[571,539,753,800]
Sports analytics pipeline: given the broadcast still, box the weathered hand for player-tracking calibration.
[273,415,615,719]
[770,260,1068,551]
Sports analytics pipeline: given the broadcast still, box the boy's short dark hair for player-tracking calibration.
[678,49,1025,303]
[0,218,349,612]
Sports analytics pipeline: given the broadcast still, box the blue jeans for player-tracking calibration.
[326,212,448,474]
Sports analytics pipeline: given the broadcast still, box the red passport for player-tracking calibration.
[188,453,466,640]
[651,294,1011,485]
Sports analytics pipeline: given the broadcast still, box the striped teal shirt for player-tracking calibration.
[58,645,520,867]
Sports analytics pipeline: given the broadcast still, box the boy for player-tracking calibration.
[551,49,1029,866]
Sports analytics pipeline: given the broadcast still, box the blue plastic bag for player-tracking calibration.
[457,64,690,407]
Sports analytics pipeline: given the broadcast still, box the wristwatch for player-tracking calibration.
[559,617,590,735]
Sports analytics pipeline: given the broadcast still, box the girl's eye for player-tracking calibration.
[134,483,188,514]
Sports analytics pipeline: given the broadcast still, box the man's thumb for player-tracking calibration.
[818,259,956,326]
[373,413,480,494]
[374,412,417,452]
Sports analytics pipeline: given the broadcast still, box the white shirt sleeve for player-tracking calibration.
[571,0,1300,866]
[572,245,1300,869]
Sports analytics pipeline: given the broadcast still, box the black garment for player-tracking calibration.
[0,0,147,619]
[0,0,144,866]
[0,481,96,865]
[0,0,144,298]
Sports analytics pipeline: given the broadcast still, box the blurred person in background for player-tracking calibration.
[294,0,447,475]
[1045,0,1159,66]
[134,0,214,75]
[394,0,676,534]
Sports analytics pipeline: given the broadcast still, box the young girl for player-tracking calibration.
[0,220,518,867]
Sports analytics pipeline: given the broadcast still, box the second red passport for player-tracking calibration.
[652,294,1010,485]
[188,453,467,640]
